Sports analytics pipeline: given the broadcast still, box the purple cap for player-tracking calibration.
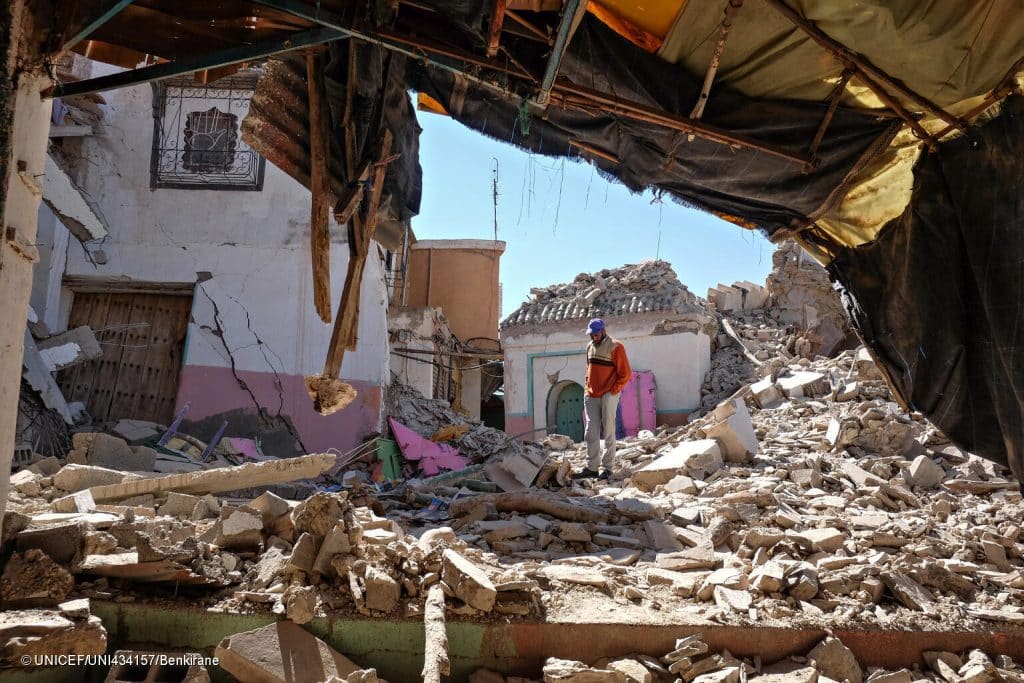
[586,318,605,335]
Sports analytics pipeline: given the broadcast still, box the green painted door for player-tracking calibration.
[555,383,585,443]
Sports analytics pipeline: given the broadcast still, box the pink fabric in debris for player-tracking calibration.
[388,418,469,476]
[228,438,261,460]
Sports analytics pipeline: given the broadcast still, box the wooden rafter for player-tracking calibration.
[690,0,744,120]
[486,0,507,57]
[762,0,965,132]
[306,49,333,324]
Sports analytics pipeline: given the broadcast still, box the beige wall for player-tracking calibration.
[405,240,505,344]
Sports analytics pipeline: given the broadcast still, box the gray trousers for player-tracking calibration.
[584,392,620,471]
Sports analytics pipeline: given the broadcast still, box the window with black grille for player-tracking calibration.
[150,75,266,190]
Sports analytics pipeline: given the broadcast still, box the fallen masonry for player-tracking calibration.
[4,247,1024,680]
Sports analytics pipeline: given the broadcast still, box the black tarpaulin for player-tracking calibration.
[411,16,900,233]
[829,95,1024,482]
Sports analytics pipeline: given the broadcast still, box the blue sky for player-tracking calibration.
[413,113,775,318]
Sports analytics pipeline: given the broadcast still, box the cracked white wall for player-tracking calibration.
[43,64,391,453]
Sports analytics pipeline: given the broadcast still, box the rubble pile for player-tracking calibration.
[502,260,709,328]
[766,241,853,358]
[474,633,1024,683]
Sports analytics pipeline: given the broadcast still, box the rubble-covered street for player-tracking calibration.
[3,243,1023,681]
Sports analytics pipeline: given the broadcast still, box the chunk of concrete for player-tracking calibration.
[53,464,137,493]
[750,378,784,409]
[313,524,351,579]
[778,371,828,398]
[543,657,627,682]
[250,491,292,524]
[215,621,366,683]
[159,492,202,518]
[704,399,759,463]
[287,533,319,574]
[363,566,400,613]
[253,547,288,589]
[84,433,155,471]
[808,636,862,683]
[0,610,107,660]
[633,440,722,490]
[16,521,84,565]
[37,326,102,371]
[51,489,97,514]
[217,508,264,550]
[291,492,347,537]
[908,455,945,489]
[109,419,163,445]
[441,549,496,612]
[283,585,317,625]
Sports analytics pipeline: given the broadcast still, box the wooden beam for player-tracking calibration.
[486,0,507,58]
[534,0,589,107]
[852,68,932,143]
[45,27,343,98]
[690,0,744,120]
[306,50,333,324]
[323,130,394,377]
[63,0,136,51]
[762,0,965,131]
[806,67,854,168]
[504,9,550,43]
[553,81,812,165]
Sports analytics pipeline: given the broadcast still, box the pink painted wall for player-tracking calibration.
[619,371,657,436]
[176,365,382,455]
[505,414,534,441]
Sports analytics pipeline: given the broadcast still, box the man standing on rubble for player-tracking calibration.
[580,318,631,480]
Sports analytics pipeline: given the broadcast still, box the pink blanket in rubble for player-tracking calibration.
[387,418,469,476]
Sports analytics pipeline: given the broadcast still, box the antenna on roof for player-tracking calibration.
[492,158,500,241]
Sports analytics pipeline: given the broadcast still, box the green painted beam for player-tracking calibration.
[45,27,344,98]
[63,0,137,51]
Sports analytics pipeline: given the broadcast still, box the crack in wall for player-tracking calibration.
[197,283,308,452]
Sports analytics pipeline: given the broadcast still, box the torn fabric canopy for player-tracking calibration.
[829,95,1024,483]
[411,16,900,234]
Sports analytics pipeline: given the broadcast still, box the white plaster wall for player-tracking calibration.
[389,308,438,396]
[503,322,710,429]
[59,73,389,386]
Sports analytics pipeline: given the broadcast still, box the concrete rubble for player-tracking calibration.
[4,242,1024,680]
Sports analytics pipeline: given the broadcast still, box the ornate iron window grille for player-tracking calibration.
[150,76,266,190]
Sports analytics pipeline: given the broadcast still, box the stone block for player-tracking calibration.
[778,371,828,398]
[441,549,496,612]
[313,524,351,578]
[287,533,319,574]
[215,621,365,683]
[17,522,84,564]
[51,489,97,514]
[633,440,722,490]
[217,508,264,550]
[363,566,400,613]
[807,636,862,683]
[750,377,783,410]
[159,492,201,518]
[705,398,759,463]
[543,657,627,682]
[908,455,945,489]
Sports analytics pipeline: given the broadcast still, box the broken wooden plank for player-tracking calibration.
[486,0,507,58]
[422,583,450,683]
[306,49,333,324]
[84,452,336,502]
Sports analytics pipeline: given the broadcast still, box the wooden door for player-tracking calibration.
[57,291,192,424]
[554,382,585,443]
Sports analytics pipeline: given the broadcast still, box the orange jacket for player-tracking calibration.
[585,336,631,397]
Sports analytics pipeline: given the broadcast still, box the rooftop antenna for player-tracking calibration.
[492,158,500,240]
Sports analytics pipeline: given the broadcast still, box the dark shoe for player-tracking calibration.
[598,469,611,481]
[577,467,600,479]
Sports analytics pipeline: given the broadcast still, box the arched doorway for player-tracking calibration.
[547,380,585,443]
